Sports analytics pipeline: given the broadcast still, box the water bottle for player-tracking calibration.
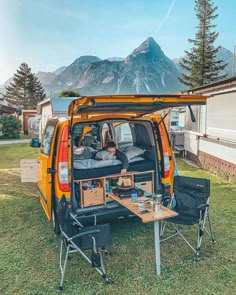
[131,192,138,202]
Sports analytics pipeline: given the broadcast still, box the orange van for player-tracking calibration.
[31,94,206,233]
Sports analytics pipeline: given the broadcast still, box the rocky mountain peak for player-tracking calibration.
[72,55,101,69]
[128,37,163,58]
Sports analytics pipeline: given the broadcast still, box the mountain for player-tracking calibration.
[216,47,233,77]
[36,71,56,86]
[2,66,67,93]
[53,66,66,76]
[35,66,67,86]
[106,57,125,62]
[45,37,183,95]
[3,39,233,96]
[172,46,233,77]
[120,37,183,94]
[44,56,101,94]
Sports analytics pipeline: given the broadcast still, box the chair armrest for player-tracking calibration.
[68,229,100,242]
[197,204,209,211]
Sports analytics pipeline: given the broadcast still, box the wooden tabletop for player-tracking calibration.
[109,193,178,223]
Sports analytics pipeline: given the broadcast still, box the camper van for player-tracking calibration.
[31,94,206,233]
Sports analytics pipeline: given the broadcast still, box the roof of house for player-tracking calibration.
[185,75,236,94]
[37,97,76,115]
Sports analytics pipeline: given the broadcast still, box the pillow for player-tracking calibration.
[74,147,92,160]
[95,150,116,161]
[124,146,145,160]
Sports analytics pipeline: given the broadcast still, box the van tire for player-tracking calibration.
[51,203,60,235]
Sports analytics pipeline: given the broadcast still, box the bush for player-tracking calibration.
[58,90,80,97]
[0,115,22,139]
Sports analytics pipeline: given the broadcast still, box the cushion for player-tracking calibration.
[74,147,96,160]
[124,147,145,160]
[95,150,116,160]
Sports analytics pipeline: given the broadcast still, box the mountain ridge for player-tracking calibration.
[2,38,234,96]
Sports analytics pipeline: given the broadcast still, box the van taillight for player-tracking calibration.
[163,152,170,178]
[58,126,70,192]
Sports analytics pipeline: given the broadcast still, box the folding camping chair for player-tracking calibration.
[56,196,113,292]
[161,175,215,261]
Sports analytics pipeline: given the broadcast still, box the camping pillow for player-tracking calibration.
[95,151,116,161]
[74,147,93,160]
[124,147,145,160]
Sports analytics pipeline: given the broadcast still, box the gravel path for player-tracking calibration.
[0,139,31,145]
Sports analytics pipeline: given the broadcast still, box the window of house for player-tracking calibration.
[115,123,133,145]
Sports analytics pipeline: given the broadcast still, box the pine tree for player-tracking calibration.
[5,63,46,109]
[179,0,227,88]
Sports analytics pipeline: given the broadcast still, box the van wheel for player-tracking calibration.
[51,205,60,235]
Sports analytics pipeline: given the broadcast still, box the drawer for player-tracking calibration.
[134,173,152,183]
[82,187,104,207]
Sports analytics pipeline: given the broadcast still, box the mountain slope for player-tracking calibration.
[53,66,66,76]
[44,55,101,94]
[36,71,56,86]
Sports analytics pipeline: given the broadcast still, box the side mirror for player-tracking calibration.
[30,137,41,148]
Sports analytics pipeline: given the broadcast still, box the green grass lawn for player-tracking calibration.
[0,144,236,295]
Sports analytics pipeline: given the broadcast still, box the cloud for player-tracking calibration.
[153,0,177,36]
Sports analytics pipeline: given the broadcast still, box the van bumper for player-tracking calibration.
[75,201,133,225]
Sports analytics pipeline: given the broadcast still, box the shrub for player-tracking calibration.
[0,115,22,139]
[58,90,80,97]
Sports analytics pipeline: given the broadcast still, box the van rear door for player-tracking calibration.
[68,94,207,117]
[37,119,58,219]
[150,115,175,195]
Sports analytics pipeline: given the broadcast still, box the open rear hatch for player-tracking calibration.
[68,94,207,117]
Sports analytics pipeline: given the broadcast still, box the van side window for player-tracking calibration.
[115,123,133,146]
[41,120,57,155]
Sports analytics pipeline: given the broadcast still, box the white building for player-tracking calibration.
[37,97,75,140]
[184,76,236,180]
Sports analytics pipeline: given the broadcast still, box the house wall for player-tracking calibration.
[206,92,236,142]
[184,88,236,180]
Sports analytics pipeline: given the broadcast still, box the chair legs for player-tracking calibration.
[194,208,216,261]
[207,212,216,243]
[161,208,215,261]
[58,240,70,292]
[57,237,112,292]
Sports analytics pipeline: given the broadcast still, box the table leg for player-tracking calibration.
[154,220,161,276]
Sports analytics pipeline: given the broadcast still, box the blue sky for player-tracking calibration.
[0,0,235,83]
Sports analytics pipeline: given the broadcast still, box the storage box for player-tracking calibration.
[20,159,38,183]
[82,187,104,207]
[135,181,153,196]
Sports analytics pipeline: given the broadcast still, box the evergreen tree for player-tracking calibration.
[179,0,227,88]
[5,63,46,109]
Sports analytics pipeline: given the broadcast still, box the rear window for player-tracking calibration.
[40,120,57,155]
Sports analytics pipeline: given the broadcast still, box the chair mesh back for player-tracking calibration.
[57,196,77,237]
[174,176,210,218]
[78,224,112,250]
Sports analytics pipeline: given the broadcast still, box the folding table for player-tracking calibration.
[109,194,178,275]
